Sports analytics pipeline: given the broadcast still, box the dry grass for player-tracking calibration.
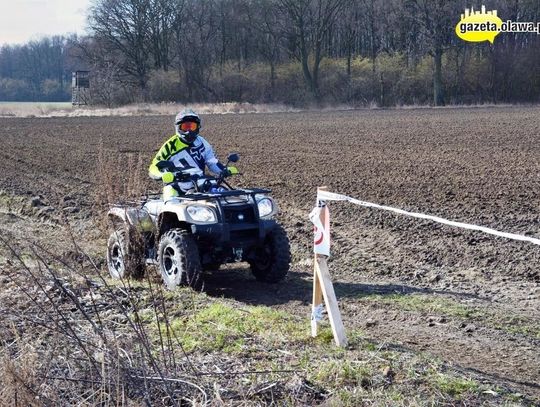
[91,142,151,238]
[94,143,148,208]
[0,102,301,118]
[0,101,528,119]
[0,342,43,406]
[0,235,211,406]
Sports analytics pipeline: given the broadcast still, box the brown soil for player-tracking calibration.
[1,106,539,403]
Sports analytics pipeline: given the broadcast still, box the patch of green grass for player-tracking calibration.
[397,355,488,402]
[313,359,374,388]
[0,191,10,206]
[506,392,524,402]
[495,317,540,339]
[163,302,309,353]
[0,190,18,205]
[431,373,480,398]
[360,293,484,319]
[326,389,426,407]
[0,190,33,214]
[313,326,335,345]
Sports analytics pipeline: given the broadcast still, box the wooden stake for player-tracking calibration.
[311,264,323,337]
[311,186,347,347]
[311,186,326,337]
[314,256,347,347]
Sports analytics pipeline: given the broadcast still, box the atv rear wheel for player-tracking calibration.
[106,229,145,279]
[249,222,290,283]
[158,229,202,289]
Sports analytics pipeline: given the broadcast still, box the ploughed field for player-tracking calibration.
[1,107,539,405]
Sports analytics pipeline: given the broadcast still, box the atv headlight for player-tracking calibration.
[257,197,274,218]
[187,205,216,223]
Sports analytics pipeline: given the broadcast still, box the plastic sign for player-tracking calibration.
[456,6,502,44]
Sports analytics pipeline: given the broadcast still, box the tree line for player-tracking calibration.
[0,36,77,101]
[1,0,539,106]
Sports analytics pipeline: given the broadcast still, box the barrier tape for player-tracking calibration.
[317,190,540,247]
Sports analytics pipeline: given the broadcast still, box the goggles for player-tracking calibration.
[179,121,199,132]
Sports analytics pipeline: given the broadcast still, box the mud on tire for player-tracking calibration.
[249,221,290,283]
[158,228,202,289]
[106,228,145,279]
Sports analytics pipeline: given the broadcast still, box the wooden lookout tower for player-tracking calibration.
[72,71,90,106]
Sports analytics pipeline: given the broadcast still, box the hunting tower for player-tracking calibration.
[72,71,90,106]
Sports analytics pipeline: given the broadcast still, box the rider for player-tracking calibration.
[148,109,238,199]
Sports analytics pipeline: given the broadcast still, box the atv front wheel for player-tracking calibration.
[106,229,145,279]
[249,222,290,283]
[158,229,202,289]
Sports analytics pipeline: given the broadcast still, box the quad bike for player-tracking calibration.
[106,153,291,289]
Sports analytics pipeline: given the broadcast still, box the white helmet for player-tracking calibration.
[175,108,201,144]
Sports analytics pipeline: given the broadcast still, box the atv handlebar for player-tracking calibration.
[155,152,240,193]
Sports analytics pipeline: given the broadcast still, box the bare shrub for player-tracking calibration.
[148,70,182,102]
[89,63,136,107]
[0,236,207,406]
[94,143,149,210]
[91,142,151,239]
[0,343,43,406]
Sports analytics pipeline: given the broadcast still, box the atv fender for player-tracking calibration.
[157,211,191,237]
[159,203,190,223]
[108,207,154,232]
[260,219,278,238]
[159,201,219,225]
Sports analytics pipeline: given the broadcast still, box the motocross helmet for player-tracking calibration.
[175,109,201,144]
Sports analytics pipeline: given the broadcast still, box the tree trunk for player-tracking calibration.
[301,57,317,100]
[379,72,385,107]
[346,40,352,77]
[311,38,323,102]
[433,46,444,106]
[312,61,321,101]
[270,61,275,97]
[299,32,317,101]
[184,65,192,101]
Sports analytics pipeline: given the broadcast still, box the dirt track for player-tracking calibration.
[1,106,539,402]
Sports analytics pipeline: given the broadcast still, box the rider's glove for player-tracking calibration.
[221,166,239,177]
[161,171,174,183]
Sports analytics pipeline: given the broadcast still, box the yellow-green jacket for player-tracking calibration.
[148,134,224,180]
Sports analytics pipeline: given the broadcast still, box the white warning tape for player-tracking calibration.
[317,190,540,247]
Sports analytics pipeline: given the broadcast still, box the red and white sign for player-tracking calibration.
[309,205,331,256]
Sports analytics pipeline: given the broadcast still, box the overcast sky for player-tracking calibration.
[0,0,92,45]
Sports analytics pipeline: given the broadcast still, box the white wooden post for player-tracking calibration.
[311,186,347,347]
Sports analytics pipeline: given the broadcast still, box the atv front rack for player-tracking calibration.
[179,188,271,201]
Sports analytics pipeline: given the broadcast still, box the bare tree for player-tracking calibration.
[174,0,221,101]
[277,0,346,101]
[89,0,152,91]
[404,0,461,106]
[149,0,183,71]
[250,0,284,98]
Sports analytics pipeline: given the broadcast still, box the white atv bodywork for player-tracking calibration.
[107,193,276,232]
